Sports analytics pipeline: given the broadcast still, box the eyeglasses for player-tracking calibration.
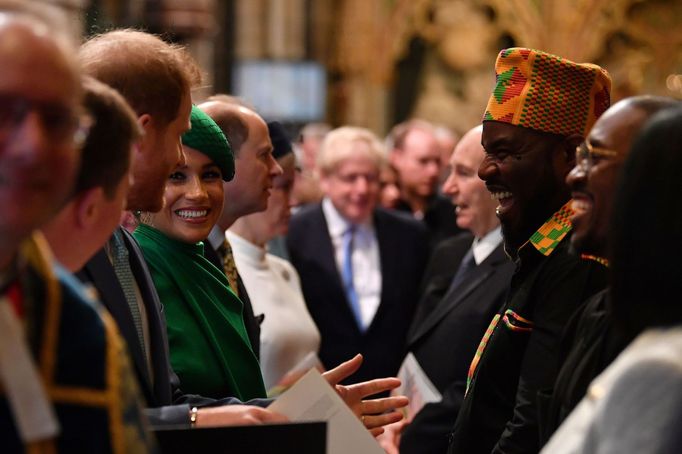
[575,140,618,173]
[0,94,92,149]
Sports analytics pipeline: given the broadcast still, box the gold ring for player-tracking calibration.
[361,415,366,423]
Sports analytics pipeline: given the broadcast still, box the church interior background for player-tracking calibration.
[47,0,682,137]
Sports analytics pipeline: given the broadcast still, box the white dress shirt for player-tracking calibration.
[322,198,382,328]
[472,226,503,265]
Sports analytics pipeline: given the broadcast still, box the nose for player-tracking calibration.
[442,171,457,197]
[566,163,586,190]
[270,155,283,177]
[186,175,208,200]
[177,141,187,167]
[352,176,371,194]
[477,155,497,182]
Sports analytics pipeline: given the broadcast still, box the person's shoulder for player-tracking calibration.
[431,193,456,210]
[434,231,475,252]
[375,207,427,233]
[290,202,323,225]
[54,265,108,337]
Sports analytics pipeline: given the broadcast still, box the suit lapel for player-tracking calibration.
[408,244,508,346]
[79,246,153,394]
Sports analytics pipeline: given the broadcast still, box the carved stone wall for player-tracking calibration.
[325,0,682,136]
[30,0,682,136]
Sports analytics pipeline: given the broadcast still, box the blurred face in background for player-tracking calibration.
[0,21,82,247]
[391,128,441,199]
[240,153,296,245]
[442,126,499,238]
[378,165,401,209]
[320,141,380,224]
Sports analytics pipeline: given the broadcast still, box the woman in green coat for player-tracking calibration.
[135,105,265,401]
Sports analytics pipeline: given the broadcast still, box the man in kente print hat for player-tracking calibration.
[447,48,611,453]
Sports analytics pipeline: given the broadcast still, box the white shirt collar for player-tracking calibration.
[321,198,373,238]
[208,225,225,249]
[472,226,502,265]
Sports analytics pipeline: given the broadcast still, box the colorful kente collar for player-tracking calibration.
[521,200,574,257]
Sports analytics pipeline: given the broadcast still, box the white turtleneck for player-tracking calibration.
[226,230,321,390]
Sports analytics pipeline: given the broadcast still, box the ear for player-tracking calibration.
[135,113,155,157]
[74,187,106,229]
[563,134,583,166]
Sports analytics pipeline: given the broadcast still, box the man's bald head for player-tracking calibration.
[568,95,680,257]
[442,125,499,238]
[198,101,281,228]
[199,101,251,155]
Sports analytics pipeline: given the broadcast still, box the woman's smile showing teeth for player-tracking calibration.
[175,208,209,222]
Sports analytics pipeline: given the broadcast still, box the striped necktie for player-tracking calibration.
[218,239,240,297]
[110,230,147,363]
[447,247,476,293]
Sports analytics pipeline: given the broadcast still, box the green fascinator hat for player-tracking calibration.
[181,105,235,181]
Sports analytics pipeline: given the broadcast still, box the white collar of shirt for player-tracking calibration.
[321,198,373,238]
[472,226,502,265]
[208,225,226,250]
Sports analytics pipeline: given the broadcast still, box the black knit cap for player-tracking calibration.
[267,121,293,160]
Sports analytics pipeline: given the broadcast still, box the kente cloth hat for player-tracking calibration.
[483,48,612,137]
[267,121,293,160]
[182,105,235,181]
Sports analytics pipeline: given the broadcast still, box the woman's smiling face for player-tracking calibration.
[149,146,224,244]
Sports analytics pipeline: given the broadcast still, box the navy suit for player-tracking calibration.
[400,233,514,454]
[287,205,429,384]
[78,228,267,427]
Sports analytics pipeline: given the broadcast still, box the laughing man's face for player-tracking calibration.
[479,121,572,254]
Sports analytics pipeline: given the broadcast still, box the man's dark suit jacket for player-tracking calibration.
[78,228,267,427]
[400,232,514,454]
[395,193,461,251]
[447,234,608,454]
[287,204,429,384]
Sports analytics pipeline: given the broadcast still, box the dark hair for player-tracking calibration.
[609,106,682,341]
[80,29,201,126]
[74,76,141,199]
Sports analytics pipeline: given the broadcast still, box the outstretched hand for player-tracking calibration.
[322,354,409,436]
